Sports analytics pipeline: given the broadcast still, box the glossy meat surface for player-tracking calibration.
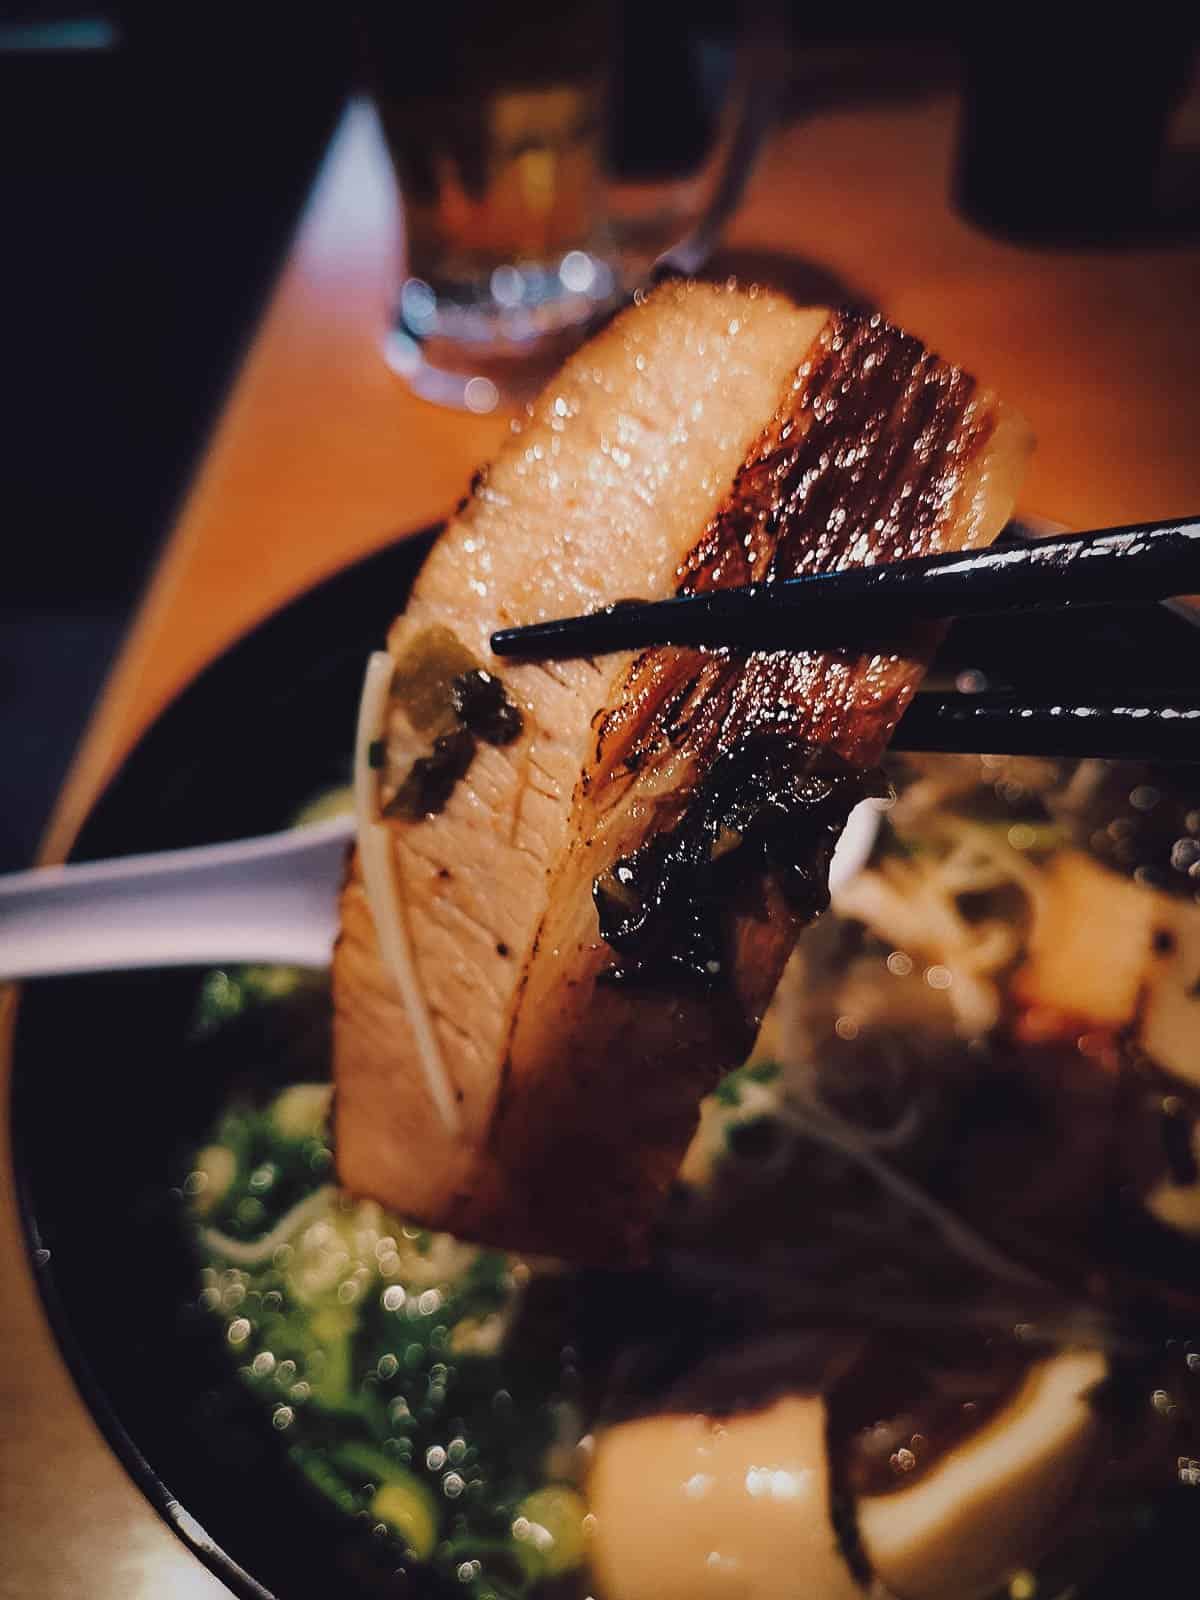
[333,285,1031,1259]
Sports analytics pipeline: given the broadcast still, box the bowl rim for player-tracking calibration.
[8,526,441,1600]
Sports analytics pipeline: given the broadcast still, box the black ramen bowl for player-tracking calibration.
[11,526,1200,1599]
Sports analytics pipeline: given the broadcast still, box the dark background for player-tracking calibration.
[1,2,352,869]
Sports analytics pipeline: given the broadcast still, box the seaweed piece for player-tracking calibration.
[386,729,477,820]
[452,669,524,746]
[594,734,882,987]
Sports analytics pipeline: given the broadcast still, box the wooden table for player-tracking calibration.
[4,92,1199,1600]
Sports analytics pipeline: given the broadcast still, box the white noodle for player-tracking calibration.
[199,1184,338,1265]
[833,815,1044,1037]
[777,1095,1051,1294]
[354,651,459,1133]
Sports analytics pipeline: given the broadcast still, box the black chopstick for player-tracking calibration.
[490,518,1200,659]
[892,692,1200,764]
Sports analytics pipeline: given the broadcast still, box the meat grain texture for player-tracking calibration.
[334,281,1032,1260]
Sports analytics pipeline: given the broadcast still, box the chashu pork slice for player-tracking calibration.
[334,282,1032,1261]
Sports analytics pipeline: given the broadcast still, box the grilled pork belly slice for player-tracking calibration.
[334,282,1032,1260]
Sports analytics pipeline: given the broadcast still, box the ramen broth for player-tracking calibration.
[184,756,1200,1599]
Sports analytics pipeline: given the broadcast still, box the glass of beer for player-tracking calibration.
[356,2,783,410]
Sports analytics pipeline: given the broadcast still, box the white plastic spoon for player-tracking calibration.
[0,803,881,983]
[0,815,356,981]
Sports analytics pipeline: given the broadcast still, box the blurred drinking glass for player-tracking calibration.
[356,1,783,410]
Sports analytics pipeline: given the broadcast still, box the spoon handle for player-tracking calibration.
[0,800,880,985]
[0,817,354,982]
